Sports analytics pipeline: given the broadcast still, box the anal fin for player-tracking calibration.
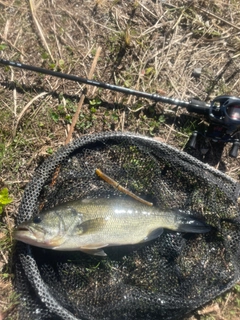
[142,228,164,242]
[80,248,107,256]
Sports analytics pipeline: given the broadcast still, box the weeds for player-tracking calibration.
[0,0,240,319]
[0,188,12,214]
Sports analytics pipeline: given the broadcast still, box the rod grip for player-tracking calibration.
[187,99,210,115]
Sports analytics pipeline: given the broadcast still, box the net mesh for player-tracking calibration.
[14,132,240,320]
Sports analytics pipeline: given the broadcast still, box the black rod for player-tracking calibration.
[0,58,194,108]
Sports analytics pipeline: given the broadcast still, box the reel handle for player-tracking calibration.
[188,131,198,149]
[229,140,240,158]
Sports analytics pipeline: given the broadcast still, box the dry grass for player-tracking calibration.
[0,0,240,319]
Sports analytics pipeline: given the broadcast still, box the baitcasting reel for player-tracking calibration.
[0,59,240,157]
[187,95,240,157]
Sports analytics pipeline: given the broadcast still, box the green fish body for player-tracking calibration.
[14,198,211,256]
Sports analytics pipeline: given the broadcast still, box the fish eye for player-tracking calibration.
[33,216,42,224]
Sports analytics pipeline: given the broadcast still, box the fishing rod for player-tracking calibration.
[1,58,240,157]
[0,58,199,108]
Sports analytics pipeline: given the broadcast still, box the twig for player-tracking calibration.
[13,92,48,137]
[29,0,54,62]
[50,19,62,59]
[96,168,153,206]
[0,35,27,58]
[222,292,231,312]
[121,110,125,132]
[171,8,185,31]
[0,0,12,6]
[197,6,240,32]
[3,180,29,184]
[65,46,102,144]
[3,19,9,39]
[92,20,121,34]
[127,105,145,113]
[164,114,189,145]
[163,123,188,138]
[0,250,8,264]
[149,32,193,61]
[136,1,158,19]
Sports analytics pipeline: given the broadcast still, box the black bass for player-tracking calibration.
[14,198,211,256]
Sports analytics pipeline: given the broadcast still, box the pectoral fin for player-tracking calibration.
[48,235,66,247]
[75,218,106,235]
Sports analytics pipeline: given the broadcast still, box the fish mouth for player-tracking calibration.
[16,226,30,232]
[14,226,63,249]
[14,225,44,244]
[15,225,35,236]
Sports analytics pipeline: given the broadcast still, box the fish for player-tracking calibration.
[14,197,211,256]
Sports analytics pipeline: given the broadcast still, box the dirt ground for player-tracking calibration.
[0,0,240,319]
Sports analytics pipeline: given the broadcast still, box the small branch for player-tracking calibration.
[164,123,189,138]
[65,46,102,144]
[0,250,8,264]
[29,0,54,62]
[13,92,48,137]
[198,7,240,32]
[96,168,153,206]
[0,30,27,57]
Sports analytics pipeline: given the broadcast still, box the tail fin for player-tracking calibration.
[175,212,211,234]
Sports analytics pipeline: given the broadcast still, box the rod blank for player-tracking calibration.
[0,58,191,107]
